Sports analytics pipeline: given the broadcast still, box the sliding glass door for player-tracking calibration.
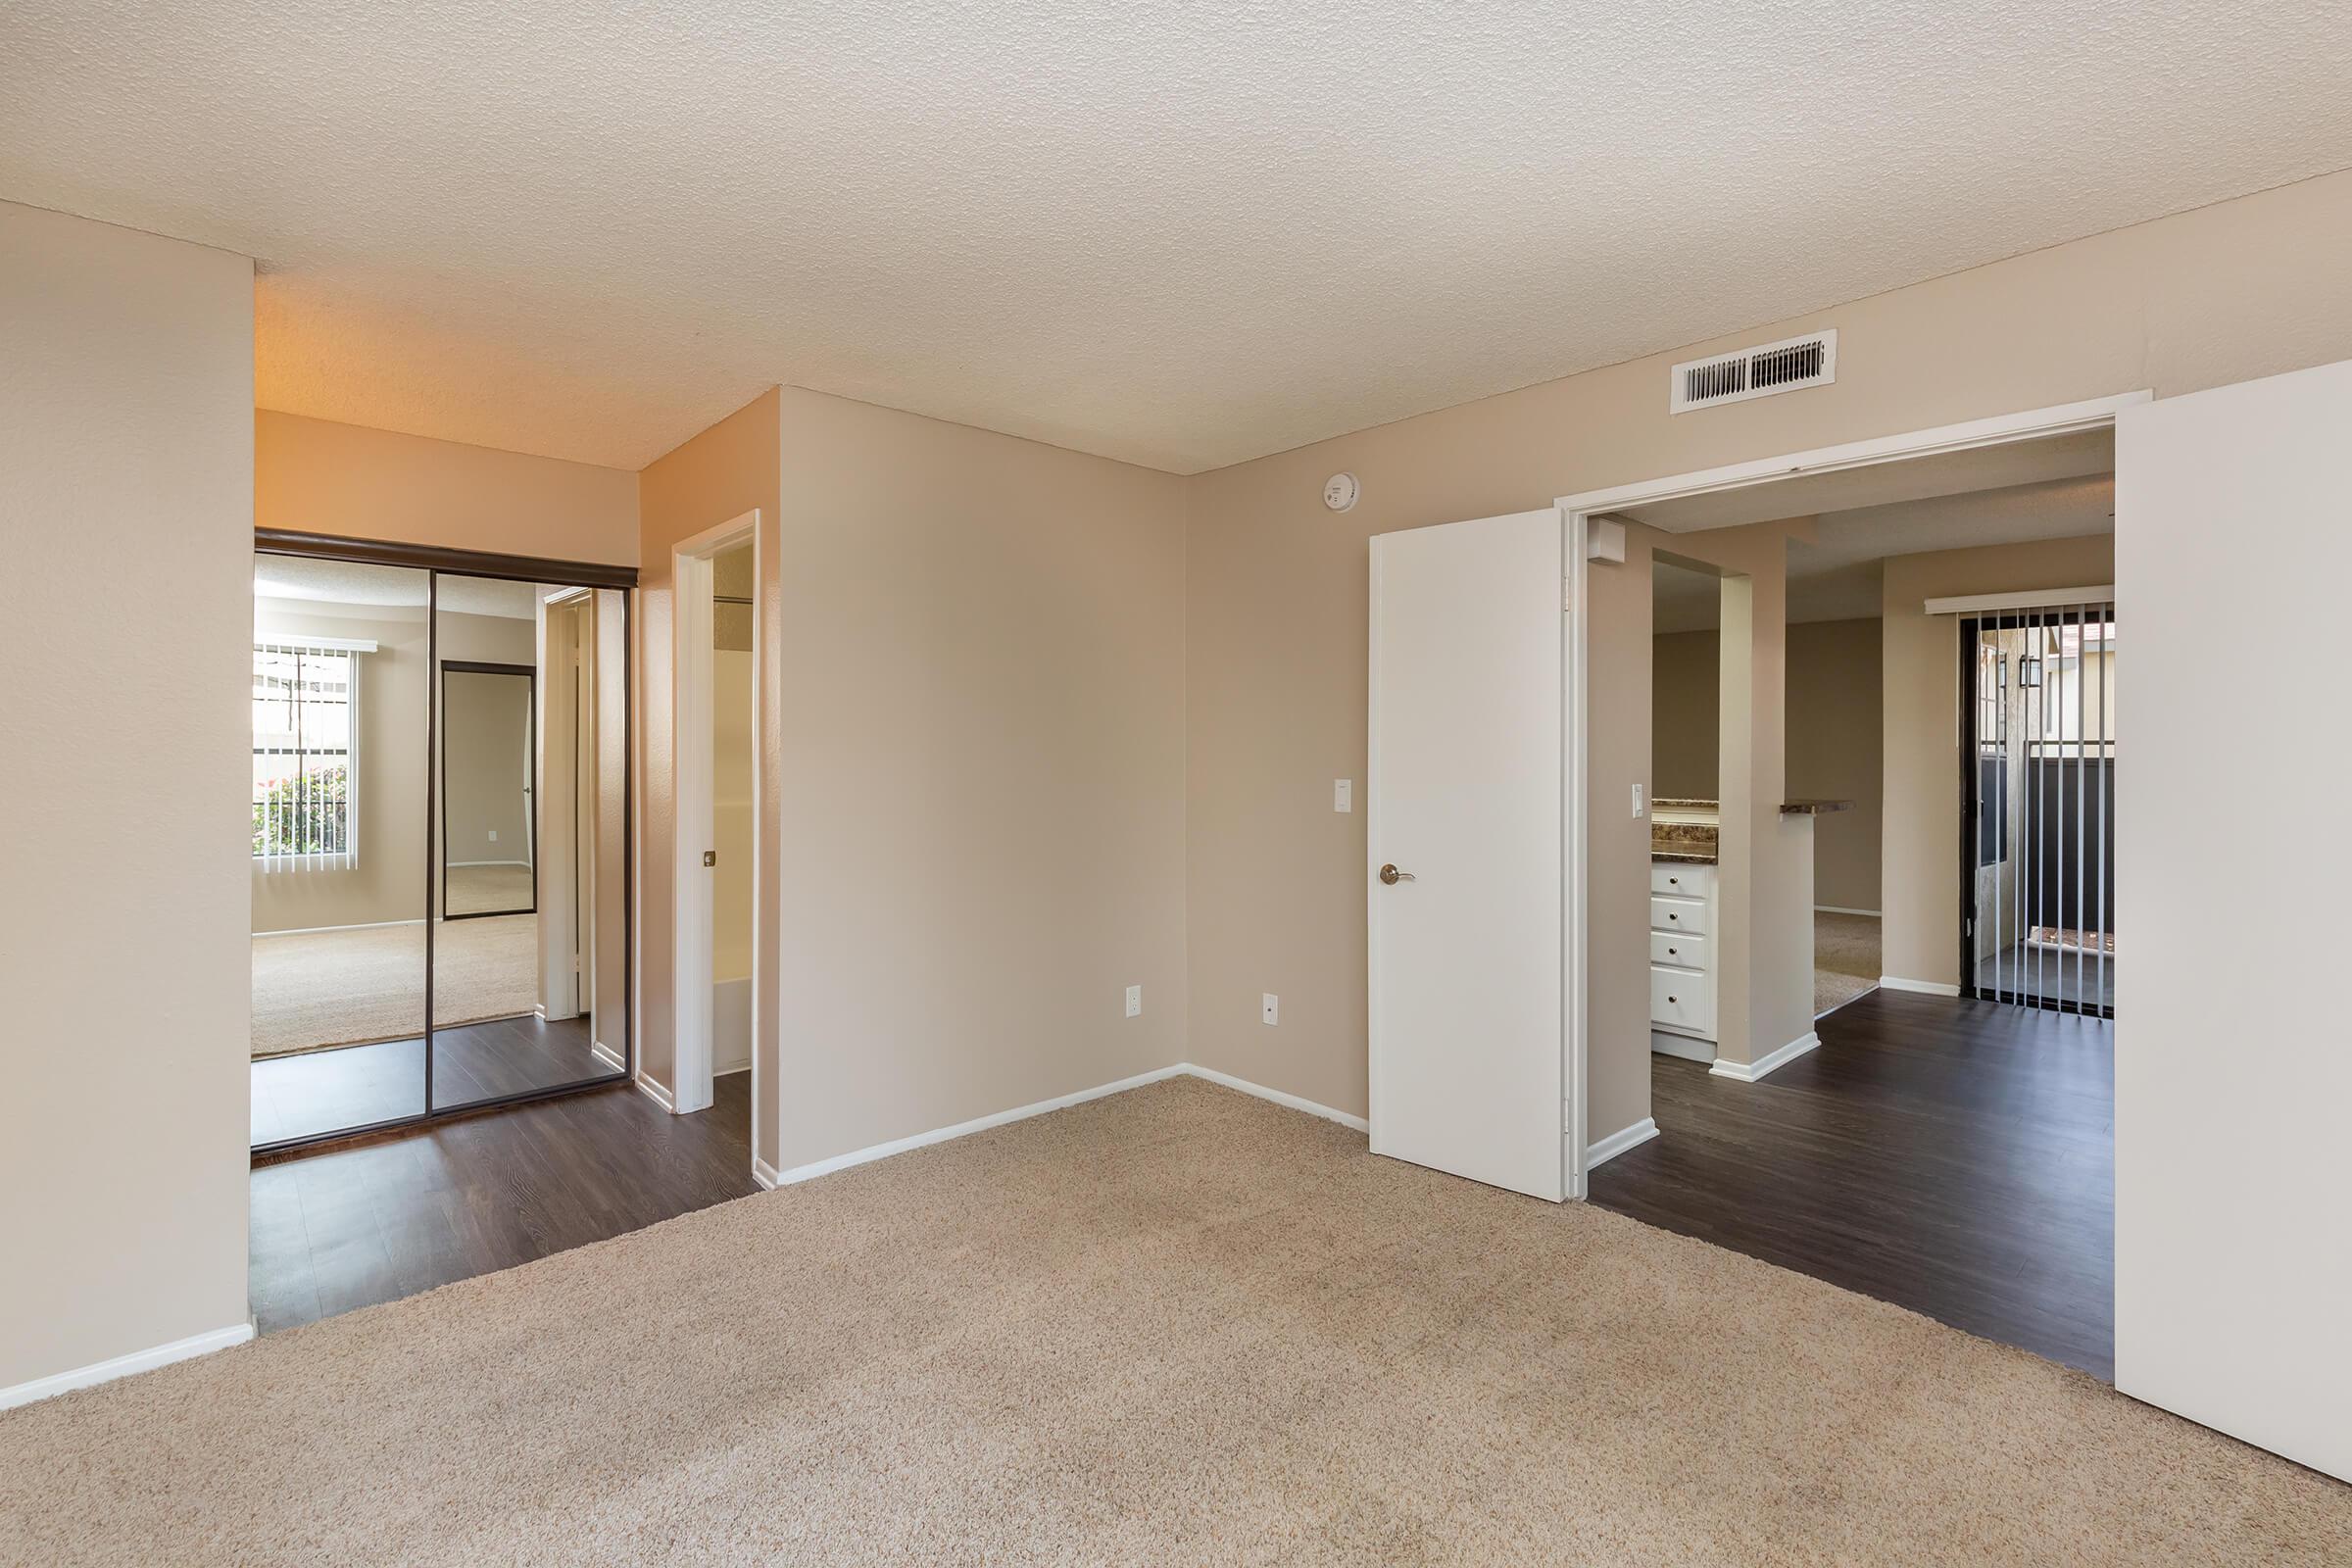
[1959,603,2116,1017]
[249,544,633,1152]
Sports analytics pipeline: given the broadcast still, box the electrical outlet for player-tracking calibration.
[1261,993,1280,1026]
[1333,779,1352,813]
[487,829,499,841]
[1125,985,1143,1017]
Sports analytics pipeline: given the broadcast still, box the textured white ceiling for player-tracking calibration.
[7,3,2351,473]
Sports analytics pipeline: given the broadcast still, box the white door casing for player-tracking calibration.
[1368,508,1568,1201]
[2114,359,2352,1483]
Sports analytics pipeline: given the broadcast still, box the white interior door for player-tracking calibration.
[1368,508,1567,1201]
[2115,357,2352,1482]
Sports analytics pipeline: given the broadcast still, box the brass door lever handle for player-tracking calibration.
[1379,863,1415,885]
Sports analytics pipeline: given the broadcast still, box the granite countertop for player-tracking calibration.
[1651,818,1719,865]
[1780,799,1855,815]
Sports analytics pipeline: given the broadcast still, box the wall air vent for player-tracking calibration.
[1670,329,1838,414]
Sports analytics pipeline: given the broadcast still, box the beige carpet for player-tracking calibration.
[4,1078,2344,1565]
[1815,909,1882,1017]
[446,860,533,915]
[250,916,537,1058]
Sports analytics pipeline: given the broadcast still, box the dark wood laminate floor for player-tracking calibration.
[250,1070,758,1334]
[1590,989,2115,1380]
[251,1014,613,1147]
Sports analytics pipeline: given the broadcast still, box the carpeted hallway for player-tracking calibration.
[1814,908,1881,1016]
[3,1077,2343,1565]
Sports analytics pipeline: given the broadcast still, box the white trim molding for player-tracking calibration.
[1814,905,1882,917]
[589,1042,625,1075]
[769,1063,1370,1189]
[633,1072,676,1112]
[1924,584,2115,616]
[1709,1031,1821,1083]
[0,1322,254,1412]
[1585,1116,1659,1169]
[751,1156,780,1192]
[1879,976,1963,998]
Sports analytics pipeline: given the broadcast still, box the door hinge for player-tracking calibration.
[1563,578,1575,612]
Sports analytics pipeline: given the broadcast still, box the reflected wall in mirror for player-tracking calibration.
[440,663,535,917]
[249,555,430,1146]
[430,576,630,1113]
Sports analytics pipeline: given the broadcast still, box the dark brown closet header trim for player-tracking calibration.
[254,528,639,590]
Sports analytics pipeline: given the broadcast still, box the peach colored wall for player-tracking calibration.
[257,410,638,566]
[1,202,255,1392]
[636,390,782,1123]
[1182,170,2352,1144]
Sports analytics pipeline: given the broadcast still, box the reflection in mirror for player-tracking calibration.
[430,577,629,1110]
[249,554,429,1147]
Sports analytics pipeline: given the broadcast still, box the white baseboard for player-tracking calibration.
[1586,1116,1659,1169]
[633,1072,675,1112]
[1814,905,1882,917]
[766,1061,1370,1189]
[0,1322,254,1412]
[590,1042,625,1074]
[1649,1030,1715,1063]
[1178,1063,1371,1133]
[1709,1031,1821,1083]
[771,1065,1190,1185]
[751,1156,780,1191]
[251,916,425,938]
[447,858,532,868]
[1879,975,1962,997]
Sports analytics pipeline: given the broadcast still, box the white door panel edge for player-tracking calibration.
[1368,507,1569,1202]
[2115,360,2352,1483]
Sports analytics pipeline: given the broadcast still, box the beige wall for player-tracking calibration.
[0,202,255,1392]
[637,389,1190,1173]
[1880,533,2115,984]
[257,411,637,566]
[1183,169,2352,1143]
[1650,628,1722,800]
[441,667,533,868]
[636,389,783,1118]
[1656,617,1884,917]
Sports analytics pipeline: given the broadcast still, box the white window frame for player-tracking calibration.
[252,635,375,870]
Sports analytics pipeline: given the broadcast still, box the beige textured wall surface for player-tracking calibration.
[1788,617,1886,913]
[0,202,255,1390]
[1182,170,2352,1134]
[1881,533,2115,985]
[1650,628,1722,800]
[636,389,782,1127]
[1655,614,1907,915]
[257,411,638,566]
[766,387,1191,1173]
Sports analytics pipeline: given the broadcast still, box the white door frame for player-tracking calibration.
[669,511,762,1157]
[1552,390,2148,1189]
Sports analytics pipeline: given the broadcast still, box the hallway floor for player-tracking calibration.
[1593,988,2114,1379]
[250,1070,757,1333]
[250,1013,615,1147]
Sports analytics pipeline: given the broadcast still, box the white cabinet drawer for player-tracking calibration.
[1649,930,1708,970]
[1650,965,1713,1035]
[1650,862,1712,897]
[1650,895,1708,936]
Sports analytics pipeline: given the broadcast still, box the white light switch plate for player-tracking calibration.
[1125,985,1142,1017]
[1261,993,1280,1026]
[1333,779,1352,812]
[1631,784,1645,819]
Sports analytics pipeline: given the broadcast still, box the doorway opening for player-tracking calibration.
[668,511,762,1165]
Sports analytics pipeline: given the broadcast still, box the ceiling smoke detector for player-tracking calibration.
[1323,472,1360,512]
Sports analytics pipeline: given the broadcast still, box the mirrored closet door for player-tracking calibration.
[249,542,633,1152]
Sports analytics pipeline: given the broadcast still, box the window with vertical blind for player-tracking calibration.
[251,638,372,868]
